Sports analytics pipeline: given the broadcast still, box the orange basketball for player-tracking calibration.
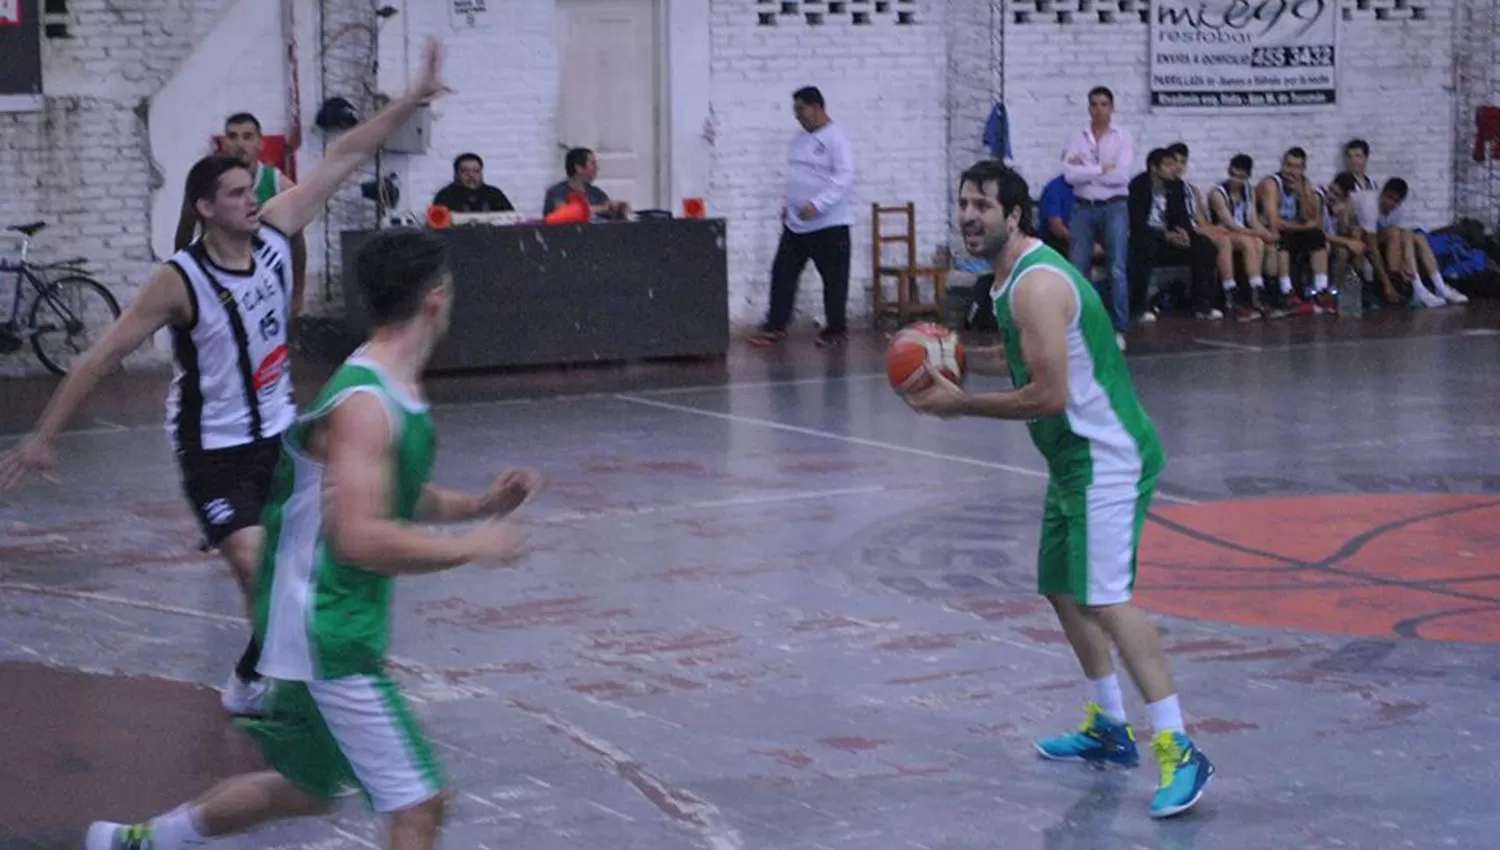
[887,322,965,395]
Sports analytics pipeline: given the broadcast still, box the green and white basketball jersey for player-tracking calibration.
[254,351,437,681]
[253,163,287,207]
[991,240,1164,490]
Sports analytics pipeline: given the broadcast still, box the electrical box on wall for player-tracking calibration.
[384,104,431,154]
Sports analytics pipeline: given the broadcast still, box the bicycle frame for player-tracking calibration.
[0,233,36,328]
[0,236,91,331]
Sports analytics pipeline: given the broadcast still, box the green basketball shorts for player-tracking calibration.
[1037,477,1156,606]
[235,673,445,813]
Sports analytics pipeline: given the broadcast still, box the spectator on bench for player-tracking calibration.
[1206,153,1278,321]
[544,147,630,220]
[1127,148,1221,321]
[1256,146,1331,314]
[431,153,515,213]
[1369,179,1468,307]
[1169,142,1245,321]
[1037,174,1104,264]
[1319,173,1371,304]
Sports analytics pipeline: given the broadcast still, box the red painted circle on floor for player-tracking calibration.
[1136,495,1500,644]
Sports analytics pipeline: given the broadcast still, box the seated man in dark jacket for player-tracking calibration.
[1127,148,1221,319]
[431,152,515,213]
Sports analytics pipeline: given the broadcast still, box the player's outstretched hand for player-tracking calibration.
[0,437,58,490]
[412,37,453,102]
[478,467,543,518]
[461,519,528,566]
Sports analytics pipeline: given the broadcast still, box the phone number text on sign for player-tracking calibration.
[1150,0,1340,109]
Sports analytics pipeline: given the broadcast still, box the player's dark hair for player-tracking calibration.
[793,86,825,108]
[1147,148,1169,170]
[184,154,252,206]
[224,112,261,133]
[564,147,593,177]
[1331,172,1358,195]
[1166,142,1189,160]
[958,159,1035,236]
[1229,153,1253,175]
[1087,86,1114,104]
[453,152,483,173]
[1346,138,1369,156]
[1284,146,1308,163]
[356,228,450,327]
[1382,177,1409,201]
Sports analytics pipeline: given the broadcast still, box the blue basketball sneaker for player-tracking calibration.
[1034,702,1141,768]
[1149,729,1215,818]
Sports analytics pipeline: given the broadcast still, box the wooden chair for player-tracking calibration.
[872,202,948,327]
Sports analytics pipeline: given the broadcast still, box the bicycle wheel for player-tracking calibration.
[29,275,122,376]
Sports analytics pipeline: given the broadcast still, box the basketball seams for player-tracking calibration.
[886,324,965,395]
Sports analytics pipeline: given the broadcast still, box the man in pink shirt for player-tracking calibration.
[1062,86,1135,348]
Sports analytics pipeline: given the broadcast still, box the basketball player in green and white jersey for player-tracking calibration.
[907,160,1215,819]
[175,112,308,317]
[83,225,540,850]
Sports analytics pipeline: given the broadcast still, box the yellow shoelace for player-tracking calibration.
[1152,730,1186,788]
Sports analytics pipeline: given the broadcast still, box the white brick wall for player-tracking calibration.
[1000,0,1458,227]
[392,2,559,224]
[1,0,1495,378]
[0,0,238,375]
[1453,0,1500,224]
[710,1,953,330]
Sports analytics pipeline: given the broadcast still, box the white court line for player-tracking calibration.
[0,582,454,689]
[429,372,892,412]
[329,825,380,850]
[532,484,893,524]
[1191,337,1263,352]
[0,582,245,625]
[5,327,1490,443]
[613,394,1199,504]
[632,372,889,396]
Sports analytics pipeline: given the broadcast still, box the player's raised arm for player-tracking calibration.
[260,38,451,238]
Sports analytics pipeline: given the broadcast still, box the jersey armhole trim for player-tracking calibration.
[259,219,293,244]
[288,385,405,468]
[164,260,198,331]
[1008,264,1082,331]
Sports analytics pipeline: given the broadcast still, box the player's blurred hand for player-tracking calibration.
[478,467,543,517]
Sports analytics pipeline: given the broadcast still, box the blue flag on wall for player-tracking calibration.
[983,102,1012,161]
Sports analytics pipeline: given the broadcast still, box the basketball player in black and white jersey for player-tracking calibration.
[1205,154,1279,321]
[1255,147,1332,314]
[1167,143,1254,321]
[0,39,452,718]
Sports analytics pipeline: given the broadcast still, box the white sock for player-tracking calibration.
[1146,694,1185,734]
[1314,273,1328,292]
[1431,271,1449,290]
[1279,276,1292,294]
[1249,275,1264,290]
[1221,279,1236,292]
[1090,672,1126,721]
[148,805,208,848]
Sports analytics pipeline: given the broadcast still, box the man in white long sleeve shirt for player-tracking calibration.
[1062,86,1134,346]
[748,86,855,349]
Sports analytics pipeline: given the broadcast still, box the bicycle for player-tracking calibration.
[0,221,122,376]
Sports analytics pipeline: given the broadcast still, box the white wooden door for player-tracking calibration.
[556,0,659,211]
